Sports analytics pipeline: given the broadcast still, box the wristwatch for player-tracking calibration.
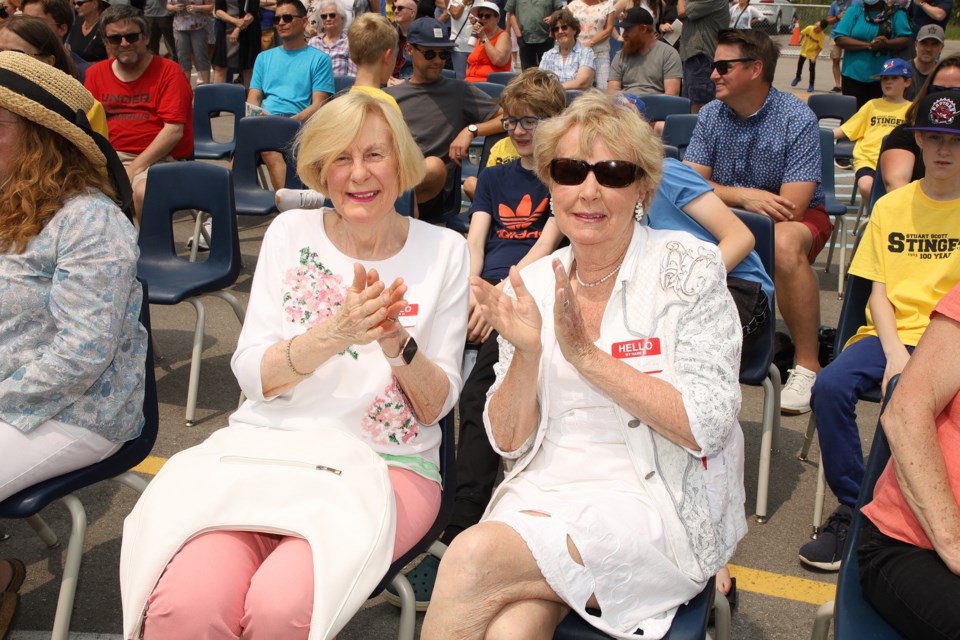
[467,124,479,137]
[386,335,418,367]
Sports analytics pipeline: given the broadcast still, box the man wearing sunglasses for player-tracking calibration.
[386,17,503,223]
[684,28,830,416]
[84,4,194,220]
[247,0,334,191]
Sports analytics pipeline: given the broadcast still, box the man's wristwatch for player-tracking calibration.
[386,335,418,367]
[467,124,479,138]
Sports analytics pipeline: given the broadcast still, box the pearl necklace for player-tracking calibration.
[574,259,624,288]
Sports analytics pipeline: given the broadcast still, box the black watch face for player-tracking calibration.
[402,336,418,364]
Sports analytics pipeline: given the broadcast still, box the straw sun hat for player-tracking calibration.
[0,50,106,167]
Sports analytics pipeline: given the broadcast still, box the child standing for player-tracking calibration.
[834,57,911,204]
[800,91,960,571]
[792,19,827,92]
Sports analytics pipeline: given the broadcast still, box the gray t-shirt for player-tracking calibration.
[678,0,728,61]
[610,40,683,94]
[386,77,498,222]
[144,0,171,17]
[504,0,563,44]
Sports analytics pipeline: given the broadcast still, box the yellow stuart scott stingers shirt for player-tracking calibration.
[846,181,960,349]
[840,97,910,171]
[799,25,825,61]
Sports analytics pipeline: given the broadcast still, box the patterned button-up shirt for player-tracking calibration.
[539,40,596,85]
[308,31,358,78]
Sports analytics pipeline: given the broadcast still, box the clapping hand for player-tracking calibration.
[470,266,542,355]
[552,259,594,367]
[328,264,408,348]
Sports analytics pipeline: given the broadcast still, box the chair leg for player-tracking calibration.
[114,471,150,494]
[712,588,731,640]
[51,494,87,640]
[823,222,839,275]
[812,459,826,539]
[768,364,782,452]
[391,573,418,640]
[756,372,777,524]
[427,540,448,559]
[189,210,204,263]
[209,290,246,324]
[836,214,848,300]
[810,599,834,640]
[185,297,207,427]
[799,414,817,462]
[26,514,59,548]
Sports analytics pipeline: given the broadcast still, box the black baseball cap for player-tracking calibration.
[908,91,960,135]
[620,7,654,28]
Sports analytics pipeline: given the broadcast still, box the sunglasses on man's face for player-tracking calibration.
[929,85,960,93]
[104,31,142,45]
[413,46,451,60]
[549,158,642,189]
[272,13,302,24]
[710,57,755,75]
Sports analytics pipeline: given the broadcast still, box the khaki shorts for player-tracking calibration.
[116,151,177,187]
[830,40,843,61]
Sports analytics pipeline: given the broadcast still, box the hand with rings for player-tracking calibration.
[325,264,408,349]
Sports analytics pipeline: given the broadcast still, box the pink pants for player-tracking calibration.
[142,467,441,640]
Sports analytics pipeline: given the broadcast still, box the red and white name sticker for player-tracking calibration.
[399,303,419,328]
[611,338,662,374]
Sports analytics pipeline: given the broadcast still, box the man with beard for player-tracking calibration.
[84,4,193,219]
[607,7,682,96]
[905,24,944,101]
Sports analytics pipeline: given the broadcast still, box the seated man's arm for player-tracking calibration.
[663,77,681,96]
[448,108,504,166]
[247,87,264,106]
[685,161,810,222]
[881,305,960,575]
[127,122,184,179]
[293,90,329,123]
[607,79,623,93]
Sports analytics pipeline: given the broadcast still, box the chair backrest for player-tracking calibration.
[138,162,242,294]
[334,75,356,92]
[661,114,699,160]
[192,83,245,153]
[565,89,583,106]
[478,131,508,176]
[486,71,518,86]
[473,81,504,100]
[833,376,903,640]
[867,136,891,213]
[732,209,776,385]
[634,94,691,122]
[819,127,840,202]
[233,115,305,191]
[808,93,858,124]
[441,68,457,79]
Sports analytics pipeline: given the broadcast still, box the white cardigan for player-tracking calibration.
[483,223,748,581]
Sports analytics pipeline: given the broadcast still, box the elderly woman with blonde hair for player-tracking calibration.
[423,91,747,640]
[120,91,470,640]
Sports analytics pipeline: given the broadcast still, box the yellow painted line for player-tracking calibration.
[130,455,837,606]
[729,563,835,606]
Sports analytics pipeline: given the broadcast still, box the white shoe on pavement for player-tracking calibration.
[185,218,211,251]
[781,365,817,415]
[275,189,325,212]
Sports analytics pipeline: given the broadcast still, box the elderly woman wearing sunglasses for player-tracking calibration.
[464,0,510,82]
[422,91,746,640]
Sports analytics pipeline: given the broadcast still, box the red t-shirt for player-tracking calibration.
[863,283,960,549]
[85,55,194,159]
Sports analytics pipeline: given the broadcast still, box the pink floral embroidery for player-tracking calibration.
[362,378,419,445]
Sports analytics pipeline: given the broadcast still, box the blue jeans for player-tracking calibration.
[810,336,913,508]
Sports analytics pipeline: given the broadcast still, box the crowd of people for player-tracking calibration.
[1,0,959,637]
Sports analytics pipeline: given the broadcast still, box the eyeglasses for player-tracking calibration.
[929,85,960,94]
[501,115,546,132]
[551,23,570,33]
[710,57,755,75]
[74,0,92,5]
[104,31,142,44]
[549,158,642,188]
[395,4,414,10]
[272,13,302,24]
[412,45,451,60]
[319,12,337,18]
[476,11,496,19]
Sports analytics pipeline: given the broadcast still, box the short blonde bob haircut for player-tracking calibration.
[295,92,425,196]
[533,90,663,210]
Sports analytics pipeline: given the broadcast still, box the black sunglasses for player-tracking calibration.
[104,31,142,44]
[74,0,93,5]
[412,45,451,60]
[476,11,496,19]
[319,11,337,18]
[929,85,960,93]
[272,13,302,23]
[549,158,642,189]
[551,23,570,33]
[711,57,755,75]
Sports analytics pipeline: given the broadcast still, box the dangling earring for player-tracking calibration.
[634,200,645,223]
[549,196,555,215]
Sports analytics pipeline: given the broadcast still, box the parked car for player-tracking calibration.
[755,0,797,33]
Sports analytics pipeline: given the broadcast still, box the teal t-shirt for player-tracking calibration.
[250,46,335,116]
[832,3,911,83]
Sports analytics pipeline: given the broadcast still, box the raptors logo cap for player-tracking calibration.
[909,91,960,135]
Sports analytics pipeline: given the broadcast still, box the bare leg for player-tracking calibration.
[262,151,287,191]
[213,66,227,83]
[857,175,874,206]
[463,176,477,201]
[833,58,842,89]
[774,221,820,373]
[133,178,147,224]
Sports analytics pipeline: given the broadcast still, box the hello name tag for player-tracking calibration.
[611,338,662,373]
[398,303,419,328]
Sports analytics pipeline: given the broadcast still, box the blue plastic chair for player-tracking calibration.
[634,94,691,122]
[473,80,504,100]
[441,68,457,79]
[192,83,246,160]
[819,127,855,299]
[486,71,518,85]
[137,162,245,426]
[661,113,699,161]
[565,89,584,106]
[554,576,723,640]
[810,377,904,640]
[0,286,159,640]
[232,115,304,217]
[370,412,456,640]
[808,93,857,164]
[733,209,781,524]
[334,75,356,92]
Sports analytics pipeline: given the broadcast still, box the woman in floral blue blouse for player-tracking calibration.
[0,52,147,503]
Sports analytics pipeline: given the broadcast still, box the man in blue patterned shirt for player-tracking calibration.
[685,28,832,416]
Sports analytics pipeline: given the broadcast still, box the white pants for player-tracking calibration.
[0,419,121,503]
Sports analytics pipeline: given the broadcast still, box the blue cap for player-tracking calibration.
[406,17,454,47]
[616,93,647,118]
[873,58,912,78]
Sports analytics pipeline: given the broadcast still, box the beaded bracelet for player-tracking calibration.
[285,334,311,376]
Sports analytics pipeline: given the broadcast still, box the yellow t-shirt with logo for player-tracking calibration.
[485,137,519,168]
[349,85,402,112]
[840,97,910,171]
[847,181,960,348]
[799,25,825,61]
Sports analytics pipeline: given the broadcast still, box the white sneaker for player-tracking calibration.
[781,365,817,415]
[185,218,211,251]
[275,188,325,212]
